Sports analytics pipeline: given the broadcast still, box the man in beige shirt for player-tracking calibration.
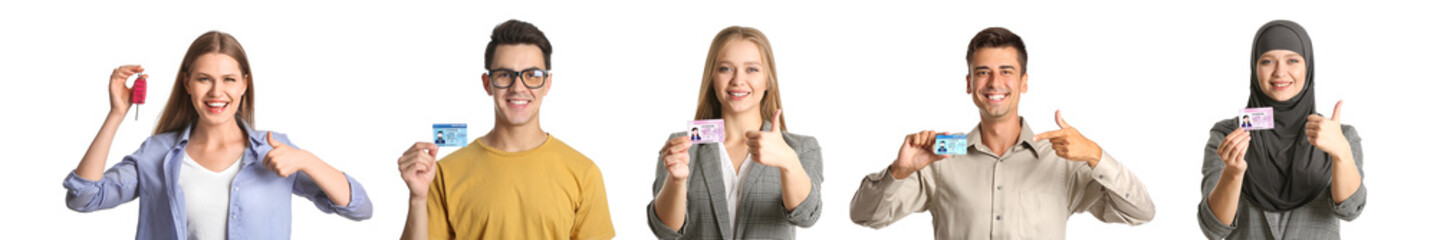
[849,27,1155,239]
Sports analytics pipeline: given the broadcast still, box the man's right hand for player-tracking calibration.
[890,130,949,179]
[398,142,439,199]
[660,136,693,182]
[109,65,144,115]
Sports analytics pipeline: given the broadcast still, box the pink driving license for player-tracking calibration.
[1238,107,1274,130]
[687,119,724,144]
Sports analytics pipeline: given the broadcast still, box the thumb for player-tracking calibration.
[1055,109,1071,129]
[769,109,783,132]
[1331,100,1343,122]
[267,131,286,148]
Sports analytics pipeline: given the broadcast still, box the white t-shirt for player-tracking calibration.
[714,143,755,233]
[179,153,243,240]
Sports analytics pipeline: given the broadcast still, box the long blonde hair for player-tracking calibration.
[693,26,786,131]
[154,31,256,134]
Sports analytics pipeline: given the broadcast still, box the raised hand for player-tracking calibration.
[398,142,440,199]
[1306,100,1350,157]
[890,130,950,179]
[1033,110,1103,166]
[263,131,320,177]
[1217,128,1250,173]
[745,109,799,170]
[109,65,144,115]
[659,136,693,181]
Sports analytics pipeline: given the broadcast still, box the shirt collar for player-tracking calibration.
[173,118,266,159]
[964,117,1040,158]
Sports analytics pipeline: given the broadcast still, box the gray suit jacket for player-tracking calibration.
[1197,119,1367,239]
[646,122,823,240]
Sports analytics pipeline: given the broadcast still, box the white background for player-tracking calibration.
[2,0,1432,239]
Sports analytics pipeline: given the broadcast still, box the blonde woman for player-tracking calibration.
[646,26,823,239]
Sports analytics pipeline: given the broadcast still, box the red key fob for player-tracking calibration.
[132,74,147,104]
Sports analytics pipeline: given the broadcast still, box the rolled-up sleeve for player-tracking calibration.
[294,172,373,220]
[780,137,823,227]
[647,133,689,239]
[1079,152,1156,225]
[282,134,372,221]
[1197,127,1236,239]
[850,165,931,229]
[1331,126,1366,221]
[63,142,149,212]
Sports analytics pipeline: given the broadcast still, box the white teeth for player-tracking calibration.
[731,92,749,97]
[1275,83,1291,87]
[509,100,530,104]
[987,94,1006,100]
[207,102,227,107]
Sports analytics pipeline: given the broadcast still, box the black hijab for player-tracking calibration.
[1237,20,1332,212]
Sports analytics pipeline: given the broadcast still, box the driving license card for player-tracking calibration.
[433,123,467,147]
[934,134,966,155]
[687,119,724,144]
[1238,107,1274,130]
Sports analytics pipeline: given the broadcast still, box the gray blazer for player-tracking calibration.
[1197,119,1367,239]
[646,121,823,240]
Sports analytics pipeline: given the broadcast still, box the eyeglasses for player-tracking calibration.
[487,68,550,89]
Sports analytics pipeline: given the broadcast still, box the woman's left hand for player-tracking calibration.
[746,110,800,170]
[1307,100,1351,157]
[264,131,319,177]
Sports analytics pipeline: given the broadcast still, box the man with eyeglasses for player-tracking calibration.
[398,19,615,240]
[849,27,1155,239]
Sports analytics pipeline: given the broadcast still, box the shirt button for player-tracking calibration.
[1098,174,1106,179]
[996,185,1004,191]
[996,215,1003,221]
[233,187,239,192]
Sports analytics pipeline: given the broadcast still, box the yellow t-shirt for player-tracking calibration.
[427,134,614,240]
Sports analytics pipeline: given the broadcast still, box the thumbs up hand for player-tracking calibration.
[1307,100,1351,157]
[1033,110,1104,167]
[264,131,320,177]
[746,110,799,170]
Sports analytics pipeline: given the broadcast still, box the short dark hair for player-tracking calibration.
[966,27,1028,74]
[485,19,552,70]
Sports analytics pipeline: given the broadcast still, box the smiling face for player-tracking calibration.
[482,44,550,127]
[966,46,1028,120]
[712,39,768,116]
[185,53,248,126]
[1255,49,1307,101]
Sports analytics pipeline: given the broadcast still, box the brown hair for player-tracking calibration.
[485,19,552,70]
[966,27,1028,74]
[154,31,255,134]
[693,26,786,131]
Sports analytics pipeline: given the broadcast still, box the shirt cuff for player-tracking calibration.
[1331,184,1367,221]
[314,173,373,221]
[1089,152,1136,199]
[1196,196,1238,239]
[62,171,101,196]
[645,201,684,239]
[782,180,822,227]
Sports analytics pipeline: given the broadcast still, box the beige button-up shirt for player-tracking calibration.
[850,119,1155,239]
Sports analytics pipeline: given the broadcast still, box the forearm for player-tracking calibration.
[77,111,127,181]
[303,160,352,207]
[654,176,687,231]
[1330,151,1361,203]
[780,162,812,211]
[400,198,427,240]
[1206,169,1244,226]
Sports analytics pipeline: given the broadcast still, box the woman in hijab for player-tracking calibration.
[1196,20,1366,239]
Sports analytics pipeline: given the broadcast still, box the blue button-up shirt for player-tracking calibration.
[63,121,373,239]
